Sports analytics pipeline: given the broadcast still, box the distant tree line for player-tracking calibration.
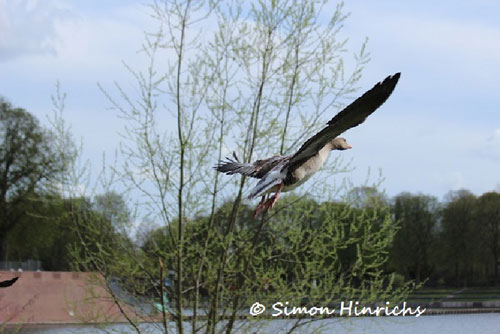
[4,187,500,289]
[389,190,500,287]
[0,97,130,270]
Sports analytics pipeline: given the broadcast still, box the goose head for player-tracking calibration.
[329,137,352,150]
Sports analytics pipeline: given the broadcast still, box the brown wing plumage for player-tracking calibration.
[287,73,401,172]
[215,154,290,179]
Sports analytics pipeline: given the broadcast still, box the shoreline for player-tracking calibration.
[4,307,500,327]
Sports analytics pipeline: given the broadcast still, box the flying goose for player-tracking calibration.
[216,73,401,217]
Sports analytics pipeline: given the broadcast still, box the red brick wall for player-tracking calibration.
[0,271,139,324]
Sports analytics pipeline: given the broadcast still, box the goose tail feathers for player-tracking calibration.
[214,153,253,176]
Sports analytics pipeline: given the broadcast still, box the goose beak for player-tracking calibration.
[346,145,352,149]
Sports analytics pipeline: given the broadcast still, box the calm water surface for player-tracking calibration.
[8,314,500,334]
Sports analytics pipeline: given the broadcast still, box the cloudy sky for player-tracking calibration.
[1,0,499,201]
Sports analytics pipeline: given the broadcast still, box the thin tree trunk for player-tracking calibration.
[159,258,169,333]
[175,4,191,333]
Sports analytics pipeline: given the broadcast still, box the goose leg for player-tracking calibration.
[264,182,284,210]
[253,195,268,218]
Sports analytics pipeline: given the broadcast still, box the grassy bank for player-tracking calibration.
[409,287,500,303]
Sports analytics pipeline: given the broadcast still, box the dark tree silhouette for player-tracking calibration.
[0,98,62,261]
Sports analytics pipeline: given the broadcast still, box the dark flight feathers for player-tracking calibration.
[287,73,400,172]
[215,73,400,179]
[0,276,19,288]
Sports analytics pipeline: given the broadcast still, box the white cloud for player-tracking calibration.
[0,1,152,84]
[0,0,71,61]
[52,5,151,71]
[342,2,500,98]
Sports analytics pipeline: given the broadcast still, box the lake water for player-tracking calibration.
[7,314,500,334]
